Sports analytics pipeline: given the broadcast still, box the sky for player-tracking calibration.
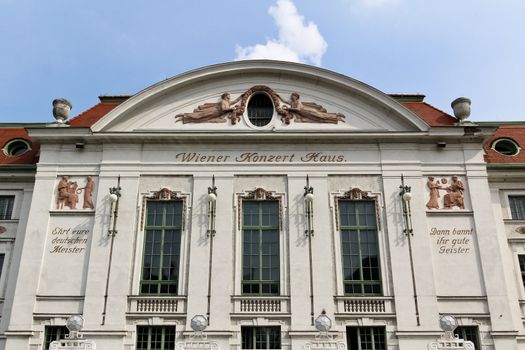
[0,0,524,123]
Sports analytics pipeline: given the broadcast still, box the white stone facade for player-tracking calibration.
[0,61,523,349]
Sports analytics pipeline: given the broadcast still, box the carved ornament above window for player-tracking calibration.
[334,187,381,231]
[236,187,284,230]
[141,188,189,230]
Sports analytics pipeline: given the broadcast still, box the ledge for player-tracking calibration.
[426,210,473,216]
[49,210,96,216]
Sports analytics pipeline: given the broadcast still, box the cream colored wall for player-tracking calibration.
[1,137,521,350]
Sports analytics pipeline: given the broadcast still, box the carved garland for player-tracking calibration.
[237,187,284,231]
[140,188,188,231]
[175,85,345,125]
[231,85,289,125]
[334,187,381,231]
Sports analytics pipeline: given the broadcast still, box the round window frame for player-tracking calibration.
[2,139,32,157]
[491,138,521,157]
[245,93,276,129]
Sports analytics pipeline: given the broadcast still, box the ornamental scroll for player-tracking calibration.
[175,85,345,125]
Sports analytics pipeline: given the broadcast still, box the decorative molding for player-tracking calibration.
[140,188,189,231]
[333,187,380,231]
[236,187,284,231]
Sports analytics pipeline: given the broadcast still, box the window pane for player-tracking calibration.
[339,200,381,295]
[347,327,386,350]
[519,255,525,291]
[242,201,280,295]
[0,196,14,220]
[242,326,281,349]
[510,196,525,220]
[137,326,176,350]
[141,201,182,295]
[44,326,69,350]
[454,326,479,350]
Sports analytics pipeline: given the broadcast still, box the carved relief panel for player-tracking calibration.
[54,176,96,211]
[425,175,468,211]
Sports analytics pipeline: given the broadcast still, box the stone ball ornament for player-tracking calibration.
[439,315,458,332]
[314,311,332,332]
[66,314,84,332]
[52,98,72,123]
[191,314,208,332]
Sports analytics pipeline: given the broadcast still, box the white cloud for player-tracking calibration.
[234,0,327,66]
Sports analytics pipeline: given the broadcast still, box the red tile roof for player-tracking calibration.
[67,96,457,129]
[68,102,121,127]
[484,125,525,164]
[401,102,457,126]
[0,128,39,165]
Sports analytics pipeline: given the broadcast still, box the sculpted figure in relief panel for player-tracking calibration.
[425,175,466,210]
[56,176,96,210]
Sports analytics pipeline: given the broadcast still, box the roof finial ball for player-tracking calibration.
[52,98,72,124]
[451,97,471,125]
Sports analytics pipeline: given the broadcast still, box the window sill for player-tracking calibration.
[426,210,473,216]
[49,210,95,216]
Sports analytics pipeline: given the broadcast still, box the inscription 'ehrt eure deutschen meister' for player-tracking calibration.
[175,152,345,163]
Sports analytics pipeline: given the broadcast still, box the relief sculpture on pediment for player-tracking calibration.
[175,92,244,124]
[174,85,345,125]
[280,92,345,124]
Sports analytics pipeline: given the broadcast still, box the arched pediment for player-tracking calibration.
[91,60,429,133]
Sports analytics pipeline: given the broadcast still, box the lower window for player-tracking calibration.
[241,326,281,349]
[44,326,69,350]
[347,327,386,350]
[454,326,480,349]
[136,326,176,350]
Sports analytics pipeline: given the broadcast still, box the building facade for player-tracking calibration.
[0,61,524,349]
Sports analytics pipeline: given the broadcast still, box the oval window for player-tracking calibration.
[247,94,274,127]
[492,138,520,156]
[3,139,31,157]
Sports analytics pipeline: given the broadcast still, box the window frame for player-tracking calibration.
[136,325,176,350]
[346,326,387,350]
[241,200,281,295]
[43,325,69,350]
[508,195,525,220]
[241,326,281,350]
[140,200,183,295]
[235,187,287,296]
[133,188,190,296]
[454,325,480,350]
[331,188,388,297]
[0,195,15,221]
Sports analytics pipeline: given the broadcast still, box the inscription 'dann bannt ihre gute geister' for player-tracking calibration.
[175,152,345,163]
[429,227,474,255]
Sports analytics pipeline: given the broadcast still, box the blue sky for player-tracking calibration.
[1,0,524,123]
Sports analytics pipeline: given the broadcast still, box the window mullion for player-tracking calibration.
[161,327,165,350]
[259,204,264,293]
